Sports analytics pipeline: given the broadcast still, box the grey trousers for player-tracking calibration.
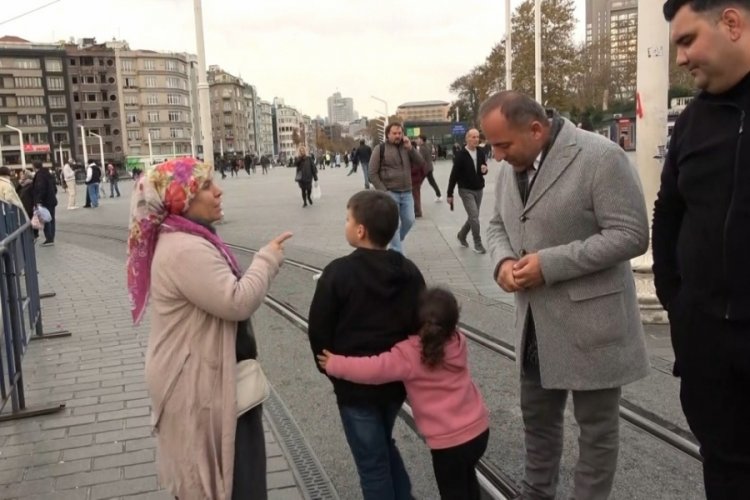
[520,364,621,500]
[457,188,483,244]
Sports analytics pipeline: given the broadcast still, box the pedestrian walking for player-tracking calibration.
[356,139,372,189]
[261,154,270,175]
[85,161,101,208]
[107,163,121,198]
[295,146,318,207]
[417,135,442,202]
[32,161,58,246]
[62,158,78,209]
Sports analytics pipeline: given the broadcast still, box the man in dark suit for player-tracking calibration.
[447,129,489,254]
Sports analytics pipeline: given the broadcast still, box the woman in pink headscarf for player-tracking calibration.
[127,158,292,499]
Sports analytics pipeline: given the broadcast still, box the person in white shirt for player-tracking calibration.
[62,158,78,209]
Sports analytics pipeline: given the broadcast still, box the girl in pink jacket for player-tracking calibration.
[318,287,490,500]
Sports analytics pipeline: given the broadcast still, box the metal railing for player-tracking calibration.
[0,203,69,421]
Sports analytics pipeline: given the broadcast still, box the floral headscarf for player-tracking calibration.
[127,157,239,325]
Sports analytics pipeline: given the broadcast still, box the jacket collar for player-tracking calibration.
[521,118,581,214]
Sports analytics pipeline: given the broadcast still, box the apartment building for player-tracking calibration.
[257,100,273,156]
[64,39,124,165]
[0,36,75,168]
[396,101,450,122]
[327,91,356,125]
[119,46,194,159]
[208,65,247,157]
[273,100,302,160]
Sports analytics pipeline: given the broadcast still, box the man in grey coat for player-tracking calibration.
[482,91,650,500]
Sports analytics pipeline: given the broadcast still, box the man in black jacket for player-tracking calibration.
[653,1,750,497]
[447,129,489,254]
[31,161,58,246]
[356,139,372,189]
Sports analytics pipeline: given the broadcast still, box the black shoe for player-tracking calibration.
[303,202,307,207]
[308,197,313,205]
[41,240,54,247]
[473,243,487,254]
[457,233,469,248]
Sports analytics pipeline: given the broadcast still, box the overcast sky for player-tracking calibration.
[3,0,586,119]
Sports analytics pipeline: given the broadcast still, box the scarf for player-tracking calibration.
[127,157,238,324]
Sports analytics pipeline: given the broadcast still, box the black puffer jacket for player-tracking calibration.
[32,168,57,208]
[653,72,750,321]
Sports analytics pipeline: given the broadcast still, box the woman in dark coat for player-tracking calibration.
[294,145,318,207]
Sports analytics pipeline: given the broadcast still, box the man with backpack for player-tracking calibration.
[368,122,424,254]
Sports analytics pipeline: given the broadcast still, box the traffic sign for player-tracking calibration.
[451,124,467,135]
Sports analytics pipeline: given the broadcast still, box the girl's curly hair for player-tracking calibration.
[419,287,460,369]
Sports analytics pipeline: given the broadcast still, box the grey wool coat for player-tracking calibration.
[146,232,283,499]
[487,119,651,390]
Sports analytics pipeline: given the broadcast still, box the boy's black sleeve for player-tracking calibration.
[308,265,339,374]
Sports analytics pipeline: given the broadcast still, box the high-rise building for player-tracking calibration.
[0,36,75,168]
[586,0,638,100]
[327,92,355,125]
[208,66,248,157]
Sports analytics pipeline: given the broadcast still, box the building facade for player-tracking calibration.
[208,65,247,158]
[118,47,195,160]
[257,100,273,156]
[64,40,125,165]
[0,36,75,168]
[586,0,638,100]
[274,101,302,161]
[327,91,355,125]
[396,100,450,122]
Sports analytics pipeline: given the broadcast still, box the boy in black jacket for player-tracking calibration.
[308,190,425,500]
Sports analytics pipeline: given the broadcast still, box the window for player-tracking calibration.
[167,94,183,105]
[51,113,67,127]
[53,131,69,143]
[16,96,44,107]
[48,95,66,108]
[125,94,138,106]
[86,93,97,102]
[145,77,156,88]
[168,111,181,122]
[85,76,95,84]
[148,128,161,139]
[47,76,64,90]
[124,77,136,88]
[148,111,159,122]
[126,113,138,124]
[14,77,42,88]
[122,59,134,71]
[45,59,62,72]
[169,128,183,138]
[166,77,180,89]
[80,56,94,66]
[14,58,40,69]
[146,94,158,105]
[127,130,141,141]
[166,60,177,72]
[144,59,156,70]
[18,115,46,126]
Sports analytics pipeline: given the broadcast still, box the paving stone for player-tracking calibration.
[96,406,150,422]
[33,435,94,453]
[268,488,305,500]
[124,437,155,452]
[267,470,297,489]
[99,391,149,404]
[24,458,92,480]
[72,401,125,416]
[23,489,90,500]
[62,442,123,461]
[0,451,61,471]
[121,490,172,500]
[55,467,121,490]
[0,477,54,497]
[93,449,153,470]
[123,462,157,480]
[68,420,122,437]
[95,426,152,444]
[90,476,158,499]
[40,415,96,430]
[266,456,288,473]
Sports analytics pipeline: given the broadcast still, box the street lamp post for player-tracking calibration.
[89,132,105,178]
[79,125,88,167]
[193,0,214,164]
[534,0,542,102]
[6,125,26,169]
[371,96,389,125]
[506,0,512,90]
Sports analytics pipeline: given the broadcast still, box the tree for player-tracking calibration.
[450,0,581,121]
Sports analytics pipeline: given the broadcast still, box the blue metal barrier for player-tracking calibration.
[0,203,67,421]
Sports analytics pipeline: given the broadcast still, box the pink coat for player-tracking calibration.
[146,232,282,499]
[326,332,489,449]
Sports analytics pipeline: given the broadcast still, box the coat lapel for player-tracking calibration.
[523,122,581,214]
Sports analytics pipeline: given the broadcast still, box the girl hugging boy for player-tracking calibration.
[318,287,490,500]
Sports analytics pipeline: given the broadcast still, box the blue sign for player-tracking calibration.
[451,124,467,135]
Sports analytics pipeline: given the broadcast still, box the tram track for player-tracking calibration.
[58,222,702,498]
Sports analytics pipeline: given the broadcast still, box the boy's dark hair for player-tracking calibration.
[385,122,403,137]
[346,190,399,248]
[419,287,460,369]
[663,0,750,20]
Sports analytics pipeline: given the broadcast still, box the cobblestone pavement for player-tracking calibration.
[0,243,306,499]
